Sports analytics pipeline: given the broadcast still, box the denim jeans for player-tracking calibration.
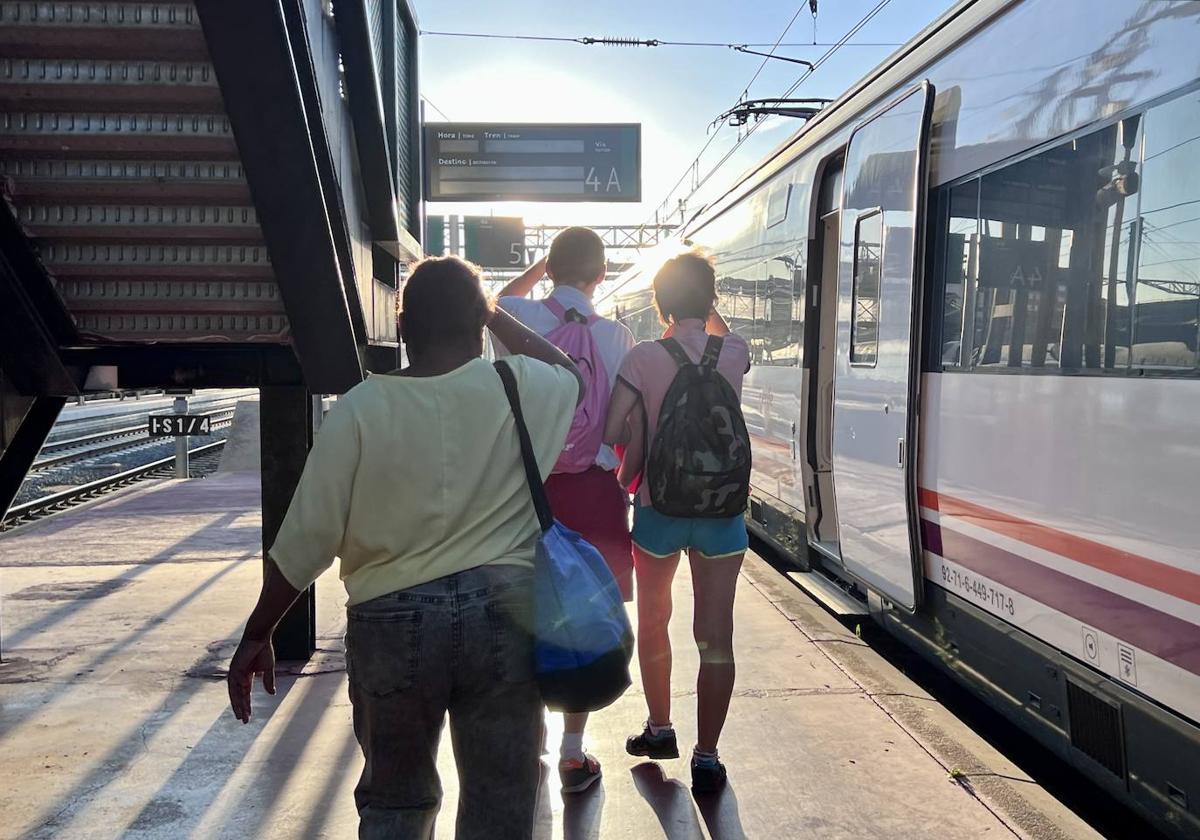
[346,564,542,840]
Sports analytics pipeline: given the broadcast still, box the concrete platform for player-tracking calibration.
[0,474,1101,839]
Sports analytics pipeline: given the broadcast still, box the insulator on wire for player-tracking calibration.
[580,36,661,47]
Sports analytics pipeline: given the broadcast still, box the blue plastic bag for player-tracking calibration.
[496,362,633,713]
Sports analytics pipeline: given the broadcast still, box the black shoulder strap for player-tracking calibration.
[700,335,724,371]
[494,361,553,533]
[657,337,693,369]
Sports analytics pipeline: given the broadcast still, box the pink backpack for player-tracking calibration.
[543,298,610,474]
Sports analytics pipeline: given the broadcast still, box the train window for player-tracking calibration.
[717,271,761,358]
[766,183,791,229]
[940,181,979,368]
[851,211,882,366]
[954,116,1142,371]
[757,252,804,365]
[1131,92,1200,373]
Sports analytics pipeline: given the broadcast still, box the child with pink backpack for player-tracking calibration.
[494,226,635,795]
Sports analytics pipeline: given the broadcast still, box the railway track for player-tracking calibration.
[30,408,236,472]
[2,391,254,532]
[1,440,227,532]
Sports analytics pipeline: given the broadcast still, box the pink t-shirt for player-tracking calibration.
[616,319,750,505]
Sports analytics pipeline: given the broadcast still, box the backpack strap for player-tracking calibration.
[700,335,724,372]
[494,361,554,533]
[545,297,594,326]
[657,337,693,369]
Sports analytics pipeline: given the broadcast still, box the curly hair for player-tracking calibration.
[400,256,494,356]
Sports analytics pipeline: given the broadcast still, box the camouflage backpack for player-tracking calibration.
[646,336,751,518]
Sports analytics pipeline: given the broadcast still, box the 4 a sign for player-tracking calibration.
[424,123,641,203]
[979,238,1055,291]
[148,415,211,436]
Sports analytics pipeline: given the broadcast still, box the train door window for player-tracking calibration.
[850,210,882,365]
[1131,91,1200,373]
[818,162,843,217]
[940,180,979,368]
[966,117,1141,371]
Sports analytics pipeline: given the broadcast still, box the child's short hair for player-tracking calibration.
[652,250,717,325]
[547,226,606,288]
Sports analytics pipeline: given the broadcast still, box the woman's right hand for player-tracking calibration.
[488,309,585,404]
[227,635,276,723]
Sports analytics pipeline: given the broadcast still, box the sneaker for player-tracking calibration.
[559,753,602,794]
[690,755,728,794]
[625,724,680,760]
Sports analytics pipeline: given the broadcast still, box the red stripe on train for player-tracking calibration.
[925,518,1200,678]
[919,488,1200,607]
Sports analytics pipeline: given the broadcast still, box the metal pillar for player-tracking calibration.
[448,214,461,257]
[1,395,65,522]
[260,385,316,661]
[173,396,189,479]
[0,394,66,662]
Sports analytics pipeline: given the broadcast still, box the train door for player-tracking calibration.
[800,159,843,558]
[830,83,934,611]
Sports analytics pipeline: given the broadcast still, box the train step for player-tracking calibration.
[786,570,869,616]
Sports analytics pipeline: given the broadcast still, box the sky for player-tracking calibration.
[414,0,957,231]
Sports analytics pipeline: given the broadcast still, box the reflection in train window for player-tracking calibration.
[851,211,882,366]
[717,272,760,353]
[1133,92,1200,373]
[935,108,1164,373]
[612,291,661,344]
[940,181,979,368]
[757,253,804,366]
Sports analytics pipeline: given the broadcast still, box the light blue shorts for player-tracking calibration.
[631,501,749,559]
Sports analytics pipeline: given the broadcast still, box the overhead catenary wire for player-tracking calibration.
[683,0,895,218]
[642,3,809,227]
[740,5,809,100]
[421,95,451,121]
[695,0,895,198]
[600,0,895,302]
[418,29,901,49]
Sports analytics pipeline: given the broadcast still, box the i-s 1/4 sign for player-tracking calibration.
[148,415,211,436]
[424,123,640,203]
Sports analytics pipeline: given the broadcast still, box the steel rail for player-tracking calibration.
[2,440,226,530]
[32,410,235,470]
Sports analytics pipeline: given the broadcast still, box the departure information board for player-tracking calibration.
[424,123,640,202]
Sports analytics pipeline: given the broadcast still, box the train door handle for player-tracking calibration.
[897,437,905,469]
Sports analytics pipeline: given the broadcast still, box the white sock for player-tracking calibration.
[647,719,674,736]
[560,732,585,763]
[693,746,720,766]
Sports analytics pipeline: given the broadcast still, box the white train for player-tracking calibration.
[602,1,1200,835]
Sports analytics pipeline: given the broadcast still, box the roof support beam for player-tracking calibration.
[331,0,400,245]
[196,0,363,394]
[0,202,79,397]
[278,0,369,349]
[58,345,304,391]
[0,392,64,525]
